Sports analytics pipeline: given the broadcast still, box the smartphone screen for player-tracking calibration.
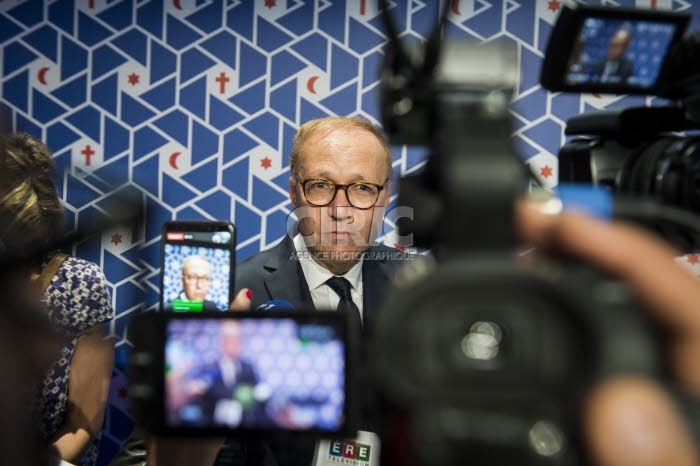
[163,315,347,433]
[160,222,235,312]
[539,4,689,96]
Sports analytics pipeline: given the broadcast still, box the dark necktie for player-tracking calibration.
[325,276,362,326]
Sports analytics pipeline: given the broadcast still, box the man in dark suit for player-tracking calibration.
[110,117,410,466]
[592,28,635,85]
[236,116,410,329]
[196,320,267,428]
[236,224,405,329]
[231,116,411,466]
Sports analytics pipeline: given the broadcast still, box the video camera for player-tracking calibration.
[372,2,700,466]
[541,3,700,250]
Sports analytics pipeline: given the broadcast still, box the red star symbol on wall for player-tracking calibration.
[128,73,140,86]
[260,157,272,170]
[688,254,698,265]
[265,0,276,8]
[547,0,561,12]
[540,165,553,178]
[111,233,123,246]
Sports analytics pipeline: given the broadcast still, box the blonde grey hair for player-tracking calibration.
[289,116,393,180]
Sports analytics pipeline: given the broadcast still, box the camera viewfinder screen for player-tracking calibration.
[566,17,678,90]
[161,229,233,312]
[164,318,346,432]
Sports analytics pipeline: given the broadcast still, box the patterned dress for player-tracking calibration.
[34,254,113,466]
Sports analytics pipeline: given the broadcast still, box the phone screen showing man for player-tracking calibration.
[160,227,233,312]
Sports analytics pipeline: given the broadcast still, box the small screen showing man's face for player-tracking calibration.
[161,230,232,312]
[181,255,212,302]
[565,17,678,89]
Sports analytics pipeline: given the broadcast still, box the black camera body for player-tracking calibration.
[540,3,700,252]
[539,4,690,98]
[371,255,660,466]
[558,106,700,248]
[375,42,661,466]
[542,3,700,248]
[371,2,696,466]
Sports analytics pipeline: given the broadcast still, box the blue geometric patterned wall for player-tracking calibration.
[1,0,698,463]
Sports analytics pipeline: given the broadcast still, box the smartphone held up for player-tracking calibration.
[130,220,359,438]
[159,221,236,313]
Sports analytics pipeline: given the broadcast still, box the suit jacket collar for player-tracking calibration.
[263,233,393,329]
[263,234,315,311]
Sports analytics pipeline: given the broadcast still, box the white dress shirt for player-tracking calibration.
[293,234,364,321]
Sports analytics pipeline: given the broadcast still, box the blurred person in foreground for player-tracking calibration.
[0,258,64,465]
[1,133,114,466]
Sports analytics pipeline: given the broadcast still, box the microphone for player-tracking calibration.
[256,300,295,311]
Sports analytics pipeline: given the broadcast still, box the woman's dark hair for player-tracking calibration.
[0,133,65,256]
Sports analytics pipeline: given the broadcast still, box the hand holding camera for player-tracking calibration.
[517,200,699,466]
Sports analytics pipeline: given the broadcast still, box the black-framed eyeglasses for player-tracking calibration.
[183,274,211,284]
[295,176,388,209]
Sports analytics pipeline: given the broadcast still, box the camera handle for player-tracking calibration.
[430,84,526,254]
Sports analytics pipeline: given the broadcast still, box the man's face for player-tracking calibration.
[181,257,212,301]
[607,31,630,62]
[220,322,242,359]
[290,127,392,274]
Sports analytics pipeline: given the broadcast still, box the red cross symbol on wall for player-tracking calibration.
[82,145,95,166]
[216,72,230,94]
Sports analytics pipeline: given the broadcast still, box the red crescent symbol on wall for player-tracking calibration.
[307,76,319,94]
[451,0,461,15]
[169,152,181,169]
[38,67,49,85]
[173,0,183,10]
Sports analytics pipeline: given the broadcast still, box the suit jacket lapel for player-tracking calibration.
[263,235,316,311]
[262,237,393,319]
